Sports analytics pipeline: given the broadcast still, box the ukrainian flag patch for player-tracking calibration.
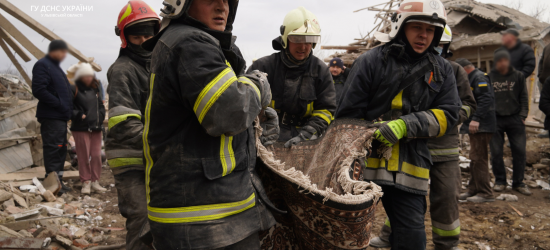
[478,82,488,87]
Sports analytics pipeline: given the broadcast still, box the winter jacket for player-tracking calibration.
[460,68,496,134]
[501,40,536,78]
[538,43,550,84]
[428,60,476,162]
[143,20,275,249]
[32,55,73,121]
[538,78,550,130]
[336,41,461,195]
[70,81,105,132]
[333,67,350,104]
[247,37,336,141]
[489,66,529,119]
[105,48,150,175]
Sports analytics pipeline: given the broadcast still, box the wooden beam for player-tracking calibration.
[0,13,45,60]
[321,45,364,50]
[0,0,101,71]
[0,27,30,62]
[0,37,31,84]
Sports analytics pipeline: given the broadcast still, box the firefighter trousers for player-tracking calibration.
[114,170,149,250]
[377,160,461,250]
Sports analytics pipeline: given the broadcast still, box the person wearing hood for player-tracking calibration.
[142,0,277,249]
[336,0,461,248]
[489,49,531,196]
[247,7,336,148]
[68,63,107,195]
[329,57,350,106]
[105,1,160,249]
[369,25,476,250]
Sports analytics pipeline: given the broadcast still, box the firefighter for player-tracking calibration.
[336,0,461,248]
[105,1,160,249]
[247,7,336,148]
[141,0,277,249]
[369,25,477,250]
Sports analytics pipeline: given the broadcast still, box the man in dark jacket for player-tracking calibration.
[538,43,550,85]
[32,40,72,194]
[105,2,160,249]
[142,0,277,248]
[489,49,531,196]
[369,25,476,250]
[336,0,461,248]
[248,7,336,148]
[538,77,550,198]
[329,57,350,104]
[456,58,496,203]
[500,28,536,78]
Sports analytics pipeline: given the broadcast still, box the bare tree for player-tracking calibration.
[505,0,523,11]
[529,0,549,20]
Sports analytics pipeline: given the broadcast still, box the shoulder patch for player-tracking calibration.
[478,82,488,87]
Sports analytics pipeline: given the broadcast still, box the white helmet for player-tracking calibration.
[374,0,447,43]
[440,25,452,44]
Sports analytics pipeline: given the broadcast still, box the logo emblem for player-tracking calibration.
[429,1,439,9]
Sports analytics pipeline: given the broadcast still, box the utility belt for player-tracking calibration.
[279,111,310,127]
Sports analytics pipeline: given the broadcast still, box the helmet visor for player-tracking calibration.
[287,35,321,44]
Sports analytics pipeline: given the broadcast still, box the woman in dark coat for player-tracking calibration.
[69,63,107,194]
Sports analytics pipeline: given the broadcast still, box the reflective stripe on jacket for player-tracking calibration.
[336,42,461,195]
[144,22,274,249]
[105,49,150,174]
[427,60,476,162]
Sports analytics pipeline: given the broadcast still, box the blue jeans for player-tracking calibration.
[381,185,427,250]
[490,115,526,187]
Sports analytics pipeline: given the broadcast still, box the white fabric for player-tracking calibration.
[72,63,95,81]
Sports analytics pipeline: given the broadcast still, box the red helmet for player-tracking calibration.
[115,0,160,48]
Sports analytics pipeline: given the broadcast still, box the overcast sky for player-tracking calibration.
[0,0,548,83]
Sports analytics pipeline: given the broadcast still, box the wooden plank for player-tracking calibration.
[0,27,31,62]
[0,0,101,72]
[0,37,31,84]
[0,99,38,120]
[0,167,79,181]
[0,13,45,60]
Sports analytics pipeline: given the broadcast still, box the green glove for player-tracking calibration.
[368,119,407,147]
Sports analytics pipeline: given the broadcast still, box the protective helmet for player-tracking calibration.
[440,25,452,44]
[374,0,447,44]
[280,7,321,49]
[115,0,160,48]
[159,0,239,32]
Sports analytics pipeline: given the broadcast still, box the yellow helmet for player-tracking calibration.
[280,7,321,49]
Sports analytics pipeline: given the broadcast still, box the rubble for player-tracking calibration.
[496,194,519,202]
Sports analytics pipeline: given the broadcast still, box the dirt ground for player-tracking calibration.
[81,134,550,250]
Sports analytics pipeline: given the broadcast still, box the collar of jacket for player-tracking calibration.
[119,48,150,70]
[75,79,98,92]
[178,17,234,50]
[383,41,443,84]
[45,55,61,65]
[491,65,516,77]
[509,39,523,51]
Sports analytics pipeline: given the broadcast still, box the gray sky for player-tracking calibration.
[0,0,548,83]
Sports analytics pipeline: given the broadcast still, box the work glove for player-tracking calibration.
[260,108,280,146]
[367,119,407,147]
[284,125,317,148]
[245,70,272,109]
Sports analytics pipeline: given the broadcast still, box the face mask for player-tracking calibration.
[434,46,443,55]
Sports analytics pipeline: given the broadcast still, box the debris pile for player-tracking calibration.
[0,163,124,250]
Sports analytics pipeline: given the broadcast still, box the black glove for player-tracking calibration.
[284,125,317,148]
[261,108,280,146]
[245,70,271,109]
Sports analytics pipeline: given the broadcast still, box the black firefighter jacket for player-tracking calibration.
[247,37,336,141]
[105,49,150,175]
[336,42,461,195]
[460,68,496,134]
[143,22,275,249]
[427,60,476,162]
[334,67,351,104]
